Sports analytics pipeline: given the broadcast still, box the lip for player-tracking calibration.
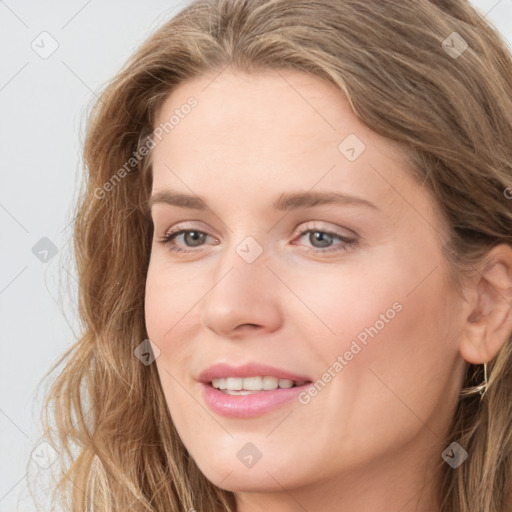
[198,362,312,384]
[198,363,313,418]
[200,382,312,418]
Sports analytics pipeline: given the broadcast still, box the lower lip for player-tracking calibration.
[201,382,312,418]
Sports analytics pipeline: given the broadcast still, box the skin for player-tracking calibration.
[144,68,512,512]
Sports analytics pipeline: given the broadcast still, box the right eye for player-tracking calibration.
[157,228,217,253]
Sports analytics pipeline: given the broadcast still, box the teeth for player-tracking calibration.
[211,376,304,391]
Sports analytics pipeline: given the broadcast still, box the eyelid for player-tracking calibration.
[158,220,218,237]
[158,219,356,239]
[293,220,357,239]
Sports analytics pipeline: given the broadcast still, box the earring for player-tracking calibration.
[479,362,488,398]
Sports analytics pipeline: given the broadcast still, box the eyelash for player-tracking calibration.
[156,223,358,255]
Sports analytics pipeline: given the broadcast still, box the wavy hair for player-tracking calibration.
[33,0,512,510]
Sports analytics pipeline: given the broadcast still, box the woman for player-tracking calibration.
[36,0,512,510]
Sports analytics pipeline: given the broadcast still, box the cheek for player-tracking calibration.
[280,258,409,364]
[292,246,459,412]
[144,264,199,414]
[144,264,201,405]
[304,263,459,449]
[144,275,169,346]
[144,259,202,341]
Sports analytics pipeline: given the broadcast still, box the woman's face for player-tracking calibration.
[144,68,467,508]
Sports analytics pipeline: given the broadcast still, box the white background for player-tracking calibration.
[1,1,511,510]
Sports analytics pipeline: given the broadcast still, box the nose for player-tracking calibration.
[200,242,283,337]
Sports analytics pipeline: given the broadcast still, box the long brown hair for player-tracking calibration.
[33,1,512,510]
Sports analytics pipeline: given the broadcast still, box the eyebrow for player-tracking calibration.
[147,189,378,214]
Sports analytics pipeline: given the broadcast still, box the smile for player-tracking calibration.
[211,376,308,393]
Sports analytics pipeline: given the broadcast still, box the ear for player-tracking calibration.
[459,244,512,365]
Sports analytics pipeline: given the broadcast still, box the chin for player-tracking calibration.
[211,472,292,493]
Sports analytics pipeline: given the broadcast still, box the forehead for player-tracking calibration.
[150,68,417,215]
[153,68,407,160]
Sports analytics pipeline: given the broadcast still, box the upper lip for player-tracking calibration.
[198,363,312,384]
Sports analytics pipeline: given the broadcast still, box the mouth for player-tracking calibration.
[198,363,314,416]
[201,377,314,418]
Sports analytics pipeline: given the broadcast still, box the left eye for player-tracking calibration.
[156,226,357,255]
[295,229,357,253]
